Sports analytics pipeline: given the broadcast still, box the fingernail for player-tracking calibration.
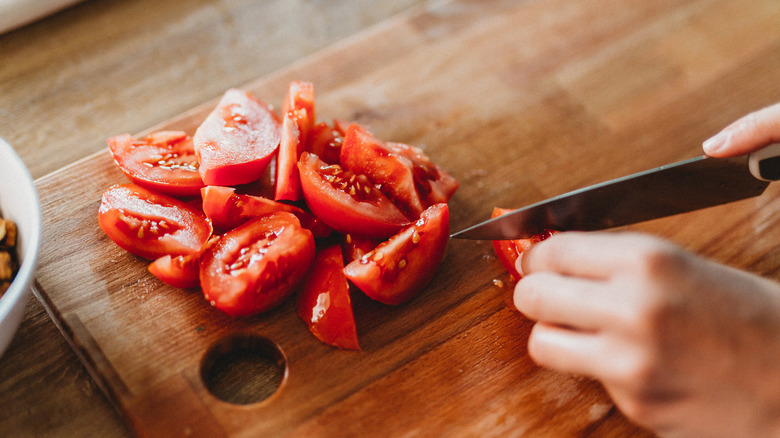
[703,131,727,155]
[515,251,526,278]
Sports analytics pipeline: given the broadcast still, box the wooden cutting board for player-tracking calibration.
[33,0,780,436]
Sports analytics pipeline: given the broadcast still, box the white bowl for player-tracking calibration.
[0,137,42,358]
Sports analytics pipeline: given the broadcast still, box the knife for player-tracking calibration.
[451,144,780,240]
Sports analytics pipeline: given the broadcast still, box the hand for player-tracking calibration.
[703,102,780,157]
[514,232,780,437]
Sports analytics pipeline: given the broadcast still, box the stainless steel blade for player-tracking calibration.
[451,155,770,240]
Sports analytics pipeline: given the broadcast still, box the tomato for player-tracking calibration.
[340,124,459,218]
[98,184,213,260]
[344,203,449,305]
[490,207,557,281]
[148,235,220,289]
[193,88,282,186]
[199,212,315,317]
[281,80,315,129]
[274,108,309,201]
[341,233,381,264]
[297,151,410,238]
[201,185,331,237]
[107,131,204,197]
[305,120,344,165]
[296,245,359,350]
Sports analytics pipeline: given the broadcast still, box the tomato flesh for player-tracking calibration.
[194,88,282,186]
[108,131,204,197]
[344,203,449,305]
[98,184,213,260]
[201,185,331,237]
[298,151,410,238]
[340,124,459,218]
[490,207,557,281]
[148,254,200,289]
[274,108,309,201]
[305,120,344,165]
[200,212,315,317]
[296,245,359,350]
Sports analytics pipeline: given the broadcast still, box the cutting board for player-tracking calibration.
[33,0,780,436]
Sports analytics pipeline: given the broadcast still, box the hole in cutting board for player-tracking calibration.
[201,334,287,405]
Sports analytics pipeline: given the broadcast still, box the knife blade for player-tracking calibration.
[451,145,780,241]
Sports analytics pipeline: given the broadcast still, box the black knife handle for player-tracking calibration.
[749,143,780,181]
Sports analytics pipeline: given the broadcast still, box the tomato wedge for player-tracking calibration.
[341,233,381,264]
[200,212,315,317]
[296,245,359,350]
[194,88,282,186]
[298,151,410,238]
[274,108,309,201]
[201,185,331,237]
[344,203,449,305]
[490,207,557,281]
[340,124,459,218]
[98,184,213,260]
[305,120,345,165]
[107,131,204,197]
[148,235,220,289]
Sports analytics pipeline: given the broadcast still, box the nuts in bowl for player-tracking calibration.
[0,137,42,359]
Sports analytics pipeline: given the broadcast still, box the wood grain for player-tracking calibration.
[25,0,780,436]
[0,1,426,436]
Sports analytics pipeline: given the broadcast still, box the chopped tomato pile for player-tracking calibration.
[490,207,557,281]
[98,82,458,350]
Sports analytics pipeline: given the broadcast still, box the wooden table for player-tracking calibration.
[3,0,780,436]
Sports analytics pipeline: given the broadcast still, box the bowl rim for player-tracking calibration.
[0,136,42,322]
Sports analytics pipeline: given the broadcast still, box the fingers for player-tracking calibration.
[514,272,616,331]
[517,231,671,280]
[526,323,611,379]
[703,102,780,157]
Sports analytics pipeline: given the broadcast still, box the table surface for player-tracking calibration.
[0,1,425,436]
[3,0,780,436]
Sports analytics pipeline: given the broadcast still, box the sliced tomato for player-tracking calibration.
[281,80,315,130]
[298,151,410,238]
[340,124,459,218]
[344,203,449,305]
[201,185,330,237]
[98,184,213,260]
[193,88,282,186]
[341,233,381,264]
[491,207,557,281]
[305,120,344,165]
[274,108,309,201]
[200,212,315,317]
[296,245,359,350]
[148,235,219,289]
[107,131,204,197]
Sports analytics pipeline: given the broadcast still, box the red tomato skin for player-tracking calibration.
[305,121,344,165]
[98,184,213,260]
[193,88,282,186]
[107,131,205,197]
[340,124,459,218]
[201,186,331,238]
[274,108,308,202]
[296,245,360,350]
[148,235,220,289]
[490,207,557,281]
[297,152,410,238]
[199,212,315,317]
[344,203,449,305]
[148,254,200,289]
